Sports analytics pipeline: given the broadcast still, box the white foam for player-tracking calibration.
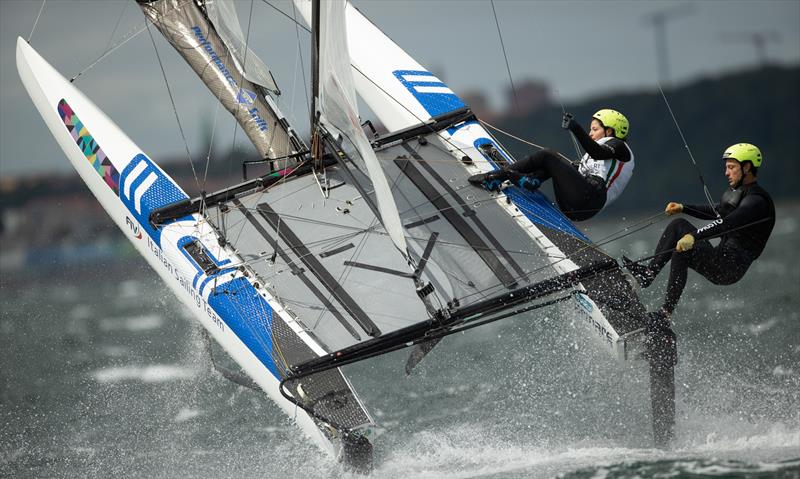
[366,421,800,479]
[99,314,164,332]
[174,407,202,423]
[69,304,94,320]
[772,365,795,377]
[91,364,197,383]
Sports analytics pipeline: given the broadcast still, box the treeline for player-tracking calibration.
[494,64,799,214]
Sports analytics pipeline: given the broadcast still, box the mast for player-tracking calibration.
[310,0,321,165]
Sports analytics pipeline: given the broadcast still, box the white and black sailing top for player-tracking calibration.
[569,122,635,209]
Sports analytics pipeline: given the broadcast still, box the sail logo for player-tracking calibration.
[191,26,268,132]
[237,88,256,106]
[125,216,143,240]
[393,70,465,117]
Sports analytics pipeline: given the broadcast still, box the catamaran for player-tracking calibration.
[17,0,671,470]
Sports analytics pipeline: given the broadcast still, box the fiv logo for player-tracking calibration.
[125,216,143,239]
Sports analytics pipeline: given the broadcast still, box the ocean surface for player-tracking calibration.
[2,203,799,478]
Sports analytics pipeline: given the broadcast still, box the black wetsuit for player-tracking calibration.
[508,120,632,221]
[647,182,775,313]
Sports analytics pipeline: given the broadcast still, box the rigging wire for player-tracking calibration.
[452,207,670,304]
[27,0,47,43]
[261,0,310,33]
[631,215,773,266]
[70,20,149,83]
[144,19,202,193]
[479,119,574,163]
[225,0,258,196]
[258,0,506,168]
[101,1,129,59]
[203,99,224,186]
[554,89,583,161]
[657,82,719,217]
[490,0,519,113]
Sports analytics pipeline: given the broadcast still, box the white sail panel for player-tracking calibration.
[204,0,279,93]
[317,0,408,257]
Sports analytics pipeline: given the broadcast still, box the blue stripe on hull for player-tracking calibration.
[208,277,280,378]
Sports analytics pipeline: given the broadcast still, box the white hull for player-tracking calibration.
[16,37,341,457]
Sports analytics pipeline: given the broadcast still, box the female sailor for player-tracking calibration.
[469,109,634,221]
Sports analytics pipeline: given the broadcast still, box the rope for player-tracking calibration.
[70,21,148,83]
[27,0,47,43]
[490,0,519,113]
[657,82,719,217]
[144,19,201,193]
[629,215,773,265]
[479,119,574,163]
[555,89,583,161]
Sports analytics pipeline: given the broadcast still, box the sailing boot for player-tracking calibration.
[468,169,510,192]
[643,310,677,366]
[622,256,656,288]
[516,175,541,192]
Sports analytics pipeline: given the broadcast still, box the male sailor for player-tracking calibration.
[468,109,634,221]
[623,143,775,337]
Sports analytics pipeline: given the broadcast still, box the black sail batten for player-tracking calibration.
[285,258,619,379]
[402,144,527,280]
[232,198,363,342]
[257,202,382,338]
[394,156,518,289]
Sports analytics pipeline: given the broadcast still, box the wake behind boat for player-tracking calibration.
[16,0,666,471]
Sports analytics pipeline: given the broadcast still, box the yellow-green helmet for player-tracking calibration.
[723,143,762,168]
[592,109,629,140]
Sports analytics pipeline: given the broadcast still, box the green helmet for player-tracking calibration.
[592,109,629,140]
[723,143,762,168]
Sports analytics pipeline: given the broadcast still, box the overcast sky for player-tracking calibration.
[1,0,799,177]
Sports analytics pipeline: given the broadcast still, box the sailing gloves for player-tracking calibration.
[676,234,695,252]
[665,202,684,215]
[561,113,576,130]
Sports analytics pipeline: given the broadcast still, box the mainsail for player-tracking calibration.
[137,0,300,161]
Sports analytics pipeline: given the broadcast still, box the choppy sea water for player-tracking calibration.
[1,203,798,478]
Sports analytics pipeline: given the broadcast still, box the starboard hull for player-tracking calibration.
[336,3,646,359]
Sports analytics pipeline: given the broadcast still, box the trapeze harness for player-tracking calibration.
[508,125,634,221]
[646,183,775,314]
[577,136,634,210]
